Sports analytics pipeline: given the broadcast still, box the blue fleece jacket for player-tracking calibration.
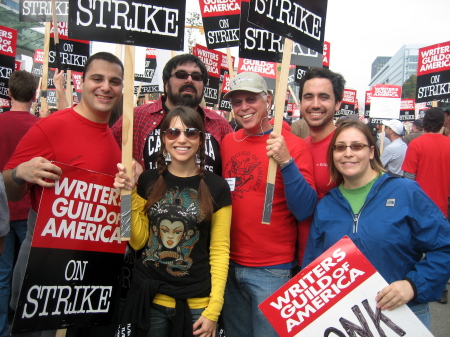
[303,173,450,306]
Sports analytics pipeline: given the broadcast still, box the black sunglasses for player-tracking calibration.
[171,70,204,82]
[333,143,369,152]
[164,128,201,140]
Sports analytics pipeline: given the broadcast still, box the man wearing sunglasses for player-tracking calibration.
[112,54,232,176]
[220,72,317,337]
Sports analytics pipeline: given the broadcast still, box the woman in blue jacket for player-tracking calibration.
[303,119,450,329]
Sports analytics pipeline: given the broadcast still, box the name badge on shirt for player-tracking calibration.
[225,178,236,192]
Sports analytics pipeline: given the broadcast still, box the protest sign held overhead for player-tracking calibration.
[68,0,185,51]
[0,25,17,107]
[364,90,371,119]
[248,0,328,53]
[12,163,126,334]
[20,0,69,22]
[50,22,90,72]
[416,41,450,107]
[134,48,157,83]
[323,41,330,68]
[239,0,322,66]
[399,99,415,121]
[199,0,241,50]
[336,89,357,118]
[370,84,402,120]
[259,236,432,337]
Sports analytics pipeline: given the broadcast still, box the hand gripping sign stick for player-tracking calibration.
[262,38,293,224]
[120,45,136,241]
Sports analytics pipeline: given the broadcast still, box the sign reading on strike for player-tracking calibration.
[259,236,432,337]
[416,41,450,106]
[12,163,126,334]
[0,25,17,102]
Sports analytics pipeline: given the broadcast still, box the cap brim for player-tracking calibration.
[223,88,265,100]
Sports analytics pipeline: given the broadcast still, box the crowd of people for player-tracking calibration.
[1,53,450,337]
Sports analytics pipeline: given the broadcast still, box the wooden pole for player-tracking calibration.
[262,38,293,224]
[120,45,135,240]
[65,69,73,106]
[40,22,51,113]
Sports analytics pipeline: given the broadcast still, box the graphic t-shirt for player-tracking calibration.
[136,170,231,287]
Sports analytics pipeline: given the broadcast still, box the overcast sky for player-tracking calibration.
[188,0,450,102]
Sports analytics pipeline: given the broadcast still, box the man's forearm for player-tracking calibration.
[2,169,29,201]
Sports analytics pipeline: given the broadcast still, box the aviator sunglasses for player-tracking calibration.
[171,70,204,82]
[164,128,201,140]
[333,143,369,152]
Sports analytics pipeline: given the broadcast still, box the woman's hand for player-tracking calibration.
[193,315,217,337]
[114,161,137,190]
[375,280,414,311]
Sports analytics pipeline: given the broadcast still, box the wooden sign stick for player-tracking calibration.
[262,38,293,224]
[120,45,136,241]
[288,85,300,109]
[65,69,73,106]
[40,22,51,113]
[226,47,235,122]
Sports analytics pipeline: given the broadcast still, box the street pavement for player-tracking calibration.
[430,283,450,337]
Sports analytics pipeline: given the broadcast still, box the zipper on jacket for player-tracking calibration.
[352,214,358,233]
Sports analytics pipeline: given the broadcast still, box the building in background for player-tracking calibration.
[369,43,428,87]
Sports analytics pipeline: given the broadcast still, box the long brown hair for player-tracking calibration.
[327,119,385,183]
[144,106,214,221]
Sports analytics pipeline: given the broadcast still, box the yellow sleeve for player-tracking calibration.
[129,187,149,250]
[201,205,232,321]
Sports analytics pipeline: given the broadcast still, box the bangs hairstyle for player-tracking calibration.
[145,106,214,220]
[327,119,385,184]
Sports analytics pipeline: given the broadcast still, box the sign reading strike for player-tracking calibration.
[239,0,322,66]
[336,89,357,118]
[369,84,402,120]
[199,0,241,50]
[416,41,450,106]
[12,163,126,334]
[248,0,327,53]
[20,0,69,22]
[259,237,432,337]
[68,0,185,51]
[400,99,415,121]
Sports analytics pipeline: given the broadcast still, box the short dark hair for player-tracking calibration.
[423,107,445,133]
[82,52,124,80]
[8,70,37,102]
[299,67,346,102]
[162,54,209,88]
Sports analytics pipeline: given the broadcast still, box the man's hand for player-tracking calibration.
[15,157,62,187]
[266,131,291,166]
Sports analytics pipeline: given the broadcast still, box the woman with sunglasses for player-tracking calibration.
[115,106,231,337]
[303,119,450,329]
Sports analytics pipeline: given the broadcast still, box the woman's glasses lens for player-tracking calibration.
[333,143,368,152]
[173,71,204,82]
[165,128,201,140]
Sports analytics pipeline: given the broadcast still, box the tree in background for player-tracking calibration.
[402,74,417,99]
[186,11,203,53]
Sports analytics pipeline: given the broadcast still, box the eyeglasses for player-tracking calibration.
[171,70,204,82]
[333,143,369,152]
[164,128,201,140]
[230,95,260,108]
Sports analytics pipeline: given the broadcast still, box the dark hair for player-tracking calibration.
[423,107,445,133]
[145,106,214,220]
[82,52,124,80]
[8,70,37,102]
[327,119,385,183]
[299,67,346,103]
[162,54,209,88]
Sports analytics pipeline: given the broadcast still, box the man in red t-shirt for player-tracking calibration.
[2,53,124,337]
[298,68,346,199]
[0,70,38,336]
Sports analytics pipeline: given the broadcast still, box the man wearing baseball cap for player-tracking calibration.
[220,72,317,336]
[381,119,407,175]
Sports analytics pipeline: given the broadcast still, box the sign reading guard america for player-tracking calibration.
[68,0,185,51]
